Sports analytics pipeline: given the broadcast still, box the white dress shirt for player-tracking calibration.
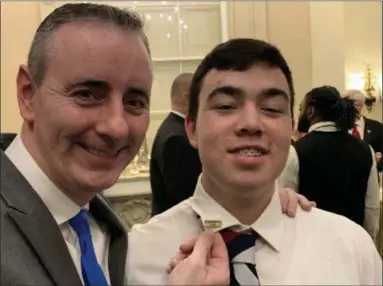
[279,121,381,240]
[127,177,382,285]
[5,135,111,285]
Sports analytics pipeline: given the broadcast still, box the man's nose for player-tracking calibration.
[235,103,263,136]
[95,101,130,141]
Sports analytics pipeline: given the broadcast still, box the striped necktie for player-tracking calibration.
[220,229,260,286]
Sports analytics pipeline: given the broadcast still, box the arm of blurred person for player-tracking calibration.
[363,146,381,241]
[160,136,202,209]
[278,145,299,192]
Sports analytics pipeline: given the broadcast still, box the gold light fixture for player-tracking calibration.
[120,138,150,179]
[363,65,380,112]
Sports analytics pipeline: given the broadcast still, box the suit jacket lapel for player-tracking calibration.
[90,195,128,286]
[1,151,82,286]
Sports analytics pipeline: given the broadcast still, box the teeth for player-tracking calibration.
[237,148,263,156]
[85,147,118,157]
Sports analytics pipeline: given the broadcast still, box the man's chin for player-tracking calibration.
[76,171,121,193]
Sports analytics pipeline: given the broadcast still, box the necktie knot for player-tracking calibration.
[69,209,91,235]
[220,229,258,261]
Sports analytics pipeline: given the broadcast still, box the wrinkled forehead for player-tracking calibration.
[47,21,152,87]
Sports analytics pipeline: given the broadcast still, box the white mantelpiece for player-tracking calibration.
[104,177,152,230]
[104,177,151,198]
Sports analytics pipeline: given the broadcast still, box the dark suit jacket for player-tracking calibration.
[0,133,17,150]
[150,112,202,216]
[364,117,383,172]
[0,150,128,286]
[364,117,382,154]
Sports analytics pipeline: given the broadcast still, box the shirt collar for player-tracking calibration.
[5,135,82,225]
[308,121,338,133]
[171,110,186,119]
[355,116,364,126]
[189,176,283,251]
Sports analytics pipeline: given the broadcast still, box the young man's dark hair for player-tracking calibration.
[187,38,295,122]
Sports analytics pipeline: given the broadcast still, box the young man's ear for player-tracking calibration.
[184,115,198,149]
[16,65,36,123]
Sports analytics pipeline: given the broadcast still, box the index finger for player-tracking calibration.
[211,232,229,261]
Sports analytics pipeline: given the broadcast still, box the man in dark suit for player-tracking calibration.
[150,73,202,216]
[343,89,383,171]
[0,4,150,285]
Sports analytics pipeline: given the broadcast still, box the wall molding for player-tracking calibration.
[252,1,268,41]
[226,1,268,40]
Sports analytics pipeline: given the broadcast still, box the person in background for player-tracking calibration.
[280,85,380,240]
[0,3,314,286]
[343,89,383,172]
[127,39,381,285]
[150,73,202,216]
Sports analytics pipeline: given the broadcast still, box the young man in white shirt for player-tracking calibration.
[127,39,382,285]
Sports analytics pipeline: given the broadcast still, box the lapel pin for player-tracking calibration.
[204,220,222,230]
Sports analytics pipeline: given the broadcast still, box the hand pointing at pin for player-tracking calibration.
[167,230,229,286]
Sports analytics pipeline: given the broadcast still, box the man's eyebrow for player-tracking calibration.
[207,85,289,101]
[207,85,245,101]
[64,80,110,91]
[259,87,289,100]
[126,86,149,97]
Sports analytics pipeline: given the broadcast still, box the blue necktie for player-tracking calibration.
[69,209,108,286]
[220,229,260,286]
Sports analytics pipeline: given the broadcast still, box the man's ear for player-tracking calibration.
[16,65,36,123]
[182,91,189,106]
[184,115,198,149]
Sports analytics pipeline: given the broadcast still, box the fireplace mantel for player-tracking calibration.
[104,177,152,230]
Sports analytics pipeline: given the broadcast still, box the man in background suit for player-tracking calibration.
[1,4,311,286]
[343,89,383,171]
[150,73,202,216]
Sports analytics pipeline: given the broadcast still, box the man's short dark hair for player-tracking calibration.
[28,3,150,87]
[187,38,295,122]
